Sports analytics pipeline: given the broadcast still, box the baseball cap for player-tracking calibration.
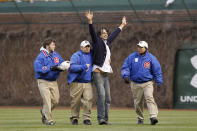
[137,41,148,49]
[80,40,90,47]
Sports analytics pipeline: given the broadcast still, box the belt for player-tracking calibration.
[93,68,108,76]
[133,80,152,84]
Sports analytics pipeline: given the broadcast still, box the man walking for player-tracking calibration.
[121,41,163,125]
[34,38,65,125]
[85,11,127,125]
[67,40,93,125]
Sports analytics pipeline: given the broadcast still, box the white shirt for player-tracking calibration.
[92,41,113,73]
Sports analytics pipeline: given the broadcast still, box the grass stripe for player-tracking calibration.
[0,108,197,131]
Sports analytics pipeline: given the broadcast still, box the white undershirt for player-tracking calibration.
[92,41,113,73]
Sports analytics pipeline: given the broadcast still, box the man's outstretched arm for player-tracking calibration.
[107,16,127,44]
[85,10,97,45]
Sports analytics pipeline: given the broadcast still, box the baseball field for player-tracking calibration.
[0,107,197,131]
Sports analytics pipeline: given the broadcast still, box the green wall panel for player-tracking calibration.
[174,45,197,109]
[0,0,197,13]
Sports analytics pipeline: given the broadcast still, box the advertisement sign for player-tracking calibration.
[174,47,197,109]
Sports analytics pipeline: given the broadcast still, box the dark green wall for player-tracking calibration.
[174,46,197,109]
[1,0,197,13]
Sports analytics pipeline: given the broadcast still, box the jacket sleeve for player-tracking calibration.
[56,52,64,64]
[121,56,131,79]
[89,24,98,47]
[151,56,163,85]
[34,56,51,74]
[69,53,88,73]
[107,27,121,45]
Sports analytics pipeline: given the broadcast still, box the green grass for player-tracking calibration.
[0,107,197,131]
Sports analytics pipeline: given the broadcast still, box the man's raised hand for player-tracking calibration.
[85,10,93,24]
[122,16,127,26]
[119,16,127,30]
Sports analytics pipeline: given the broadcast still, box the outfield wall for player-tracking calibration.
[0,11,197,108]
[1,0,197,13]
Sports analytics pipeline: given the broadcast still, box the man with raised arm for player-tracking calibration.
[85,11,127,125]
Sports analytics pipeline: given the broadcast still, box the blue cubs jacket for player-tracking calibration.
[67,50,92,85]
[121,50,163,85]
[34,47,64,81]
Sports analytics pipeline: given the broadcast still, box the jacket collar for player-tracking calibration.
[40,46,49,53]
[40,46,57,57]
[137,50,149,57]
[80,50,90,55]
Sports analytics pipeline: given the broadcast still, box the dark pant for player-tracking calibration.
[93,72,111,123]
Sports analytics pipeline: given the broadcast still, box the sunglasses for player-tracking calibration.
[137,45,144,48]
[85,45,90,48]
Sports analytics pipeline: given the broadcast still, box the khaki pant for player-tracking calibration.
[130,81,158,120]
[37,79,59,122]
[69,82,93,121]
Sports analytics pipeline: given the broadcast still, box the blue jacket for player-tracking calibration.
[89,24,121,67]
[121,51,163,85]
[67,50,92,85]
[34,47,64,81]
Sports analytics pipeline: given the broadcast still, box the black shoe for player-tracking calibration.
[138,119,144,124]
[45,121,55,126]
[99,119,107,125]
[83,120,92,125]
[72,119,78,125]
[150,117,158,125]
[40,110,46,124]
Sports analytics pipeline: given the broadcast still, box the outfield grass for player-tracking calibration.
[0,107,197,131]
